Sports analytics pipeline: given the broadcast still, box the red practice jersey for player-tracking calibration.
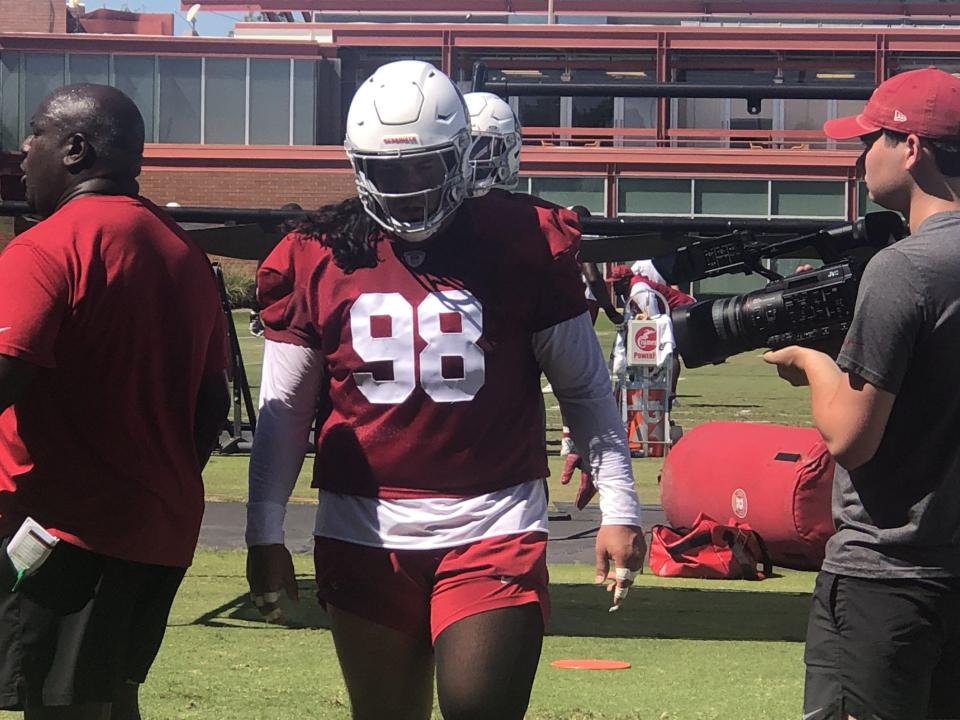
[0,196,227,567]
[258,192,586,500]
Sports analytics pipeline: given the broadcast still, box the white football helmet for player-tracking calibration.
[344,60,472,243]
[463,91,522,197]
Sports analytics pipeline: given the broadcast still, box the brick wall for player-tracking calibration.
[0,0,65,33]
[138,169,356,210]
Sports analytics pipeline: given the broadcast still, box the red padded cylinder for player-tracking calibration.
[660,421,835,570]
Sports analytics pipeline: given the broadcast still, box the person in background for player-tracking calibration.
[463,91,521,198]
[558,206,624,503]
[765,67,960,720]
[0,84,229,720]
[250,202,306,338]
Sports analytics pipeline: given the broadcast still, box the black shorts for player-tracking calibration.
[0,538,185,710]
[804,571,960,720]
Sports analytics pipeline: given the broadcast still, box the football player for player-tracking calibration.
[245,61,644,720]
[463,91,522,197]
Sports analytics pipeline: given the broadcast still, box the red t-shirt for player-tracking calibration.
[258,192,586,500]
[0,195,227,567]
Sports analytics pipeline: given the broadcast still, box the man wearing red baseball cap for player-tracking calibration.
[765,67,960,720]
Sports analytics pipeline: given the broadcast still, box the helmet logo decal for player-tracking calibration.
[383,134,421,145]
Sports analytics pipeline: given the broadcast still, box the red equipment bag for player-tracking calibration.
[649,513,773,580]
[660,421,835,571]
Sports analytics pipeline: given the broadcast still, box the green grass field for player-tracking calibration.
[0,313,819,719]
[134,551,812,720]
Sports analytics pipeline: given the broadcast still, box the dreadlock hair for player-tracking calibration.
[292,197,384,273]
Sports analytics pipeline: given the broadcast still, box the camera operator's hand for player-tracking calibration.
[595,525,646,611]
[246,543,299,624]
[795,264,816,273]
[604,306,625,325]
[764,346,813,387]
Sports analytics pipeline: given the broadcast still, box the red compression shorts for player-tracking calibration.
[314,531,549,643]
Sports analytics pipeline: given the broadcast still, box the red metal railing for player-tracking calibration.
[522,127,861,150]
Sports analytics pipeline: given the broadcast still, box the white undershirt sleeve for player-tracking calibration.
[245,339,325,546]
[532,312,642,527]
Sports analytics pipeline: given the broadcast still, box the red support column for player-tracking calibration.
[606,164,617,217]
[441,30,453,76]
[875,32,888,82]
[656,31,669,148]
[846,170,859,221]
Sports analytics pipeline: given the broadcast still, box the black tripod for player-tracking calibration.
[211,263,257,453]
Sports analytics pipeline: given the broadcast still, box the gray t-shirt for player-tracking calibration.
[824,211,960,578]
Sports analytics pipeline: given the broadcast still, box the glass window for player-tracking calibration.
[558,14,608,23]
[1,53,21,152]
[114,55,156,143]
[571,96,613,128]
[530,176,605,215]
[771,180,845,218]
[685,67,776,87]
[675,98,724,130]
[618,178,691,215]
[695,179,767,216]
[676,67,766,131]
[158,57,201,143]
[23,54,65,131]
[249,58,290,145]
[517,96,560,127]
[890,56,960,78]
[783,99,829,132]
[622,97,656,128]
[835,99,866,120]
[292,60,316,145]
[68,54,108,85]
[204,58,246,144]
[729,99,773,148]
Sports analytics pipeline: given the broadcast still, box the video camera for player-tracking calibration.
[657,211,907,368]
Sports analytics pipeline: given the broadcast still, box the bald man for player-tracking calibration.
[0,85,229,719]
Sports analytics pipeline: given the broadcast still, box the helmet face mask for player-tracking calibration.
[349,142,469,241]
[467,132,520,194]
[344,60,472,243]
[463,92,522,198]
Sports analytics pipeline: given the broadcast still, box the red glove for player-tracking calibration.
[560,453,598,510]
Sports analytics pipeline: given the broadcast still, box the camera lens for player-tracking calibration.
[671,264,857,368]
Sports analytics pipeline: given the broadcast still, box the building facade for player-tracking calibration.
[2,1,960,288]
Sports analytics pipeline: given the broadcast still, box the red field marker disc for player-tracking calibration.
[550,659,631,671]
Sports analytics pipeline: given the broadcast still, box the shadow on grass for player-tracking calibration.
[190,579,809,642]
[548,583,809,642]
[681,403,762,409]
[190,579,331,630]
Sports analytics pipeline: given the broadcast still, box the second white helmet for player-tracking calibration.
[344,60,472,243]
[463,91,522,197]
